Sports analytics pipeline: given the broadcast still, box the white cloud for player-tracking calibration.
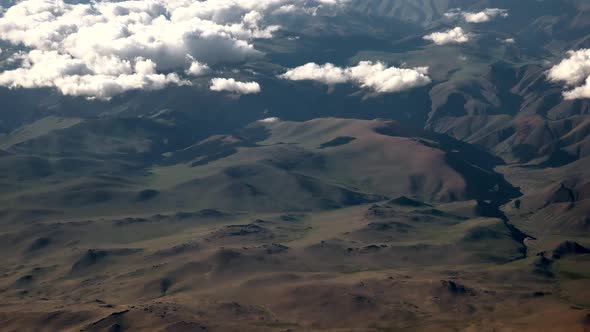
[548,49,590,86]
[423,27,473,45]
[0,0,348,99]
[0,50,185,99]
[561,77,590,100]
[548,49,590,100]
[280,63,348,85]
[464,8,509,23]
[210,78,261,95]
[445,8,509,23]
[186,60,210,77]
[502,38,515,44]
[259,117,280,123]
[280,61,431,94]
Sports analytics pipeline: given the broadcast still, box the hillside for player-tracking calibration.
[0,0,589,330]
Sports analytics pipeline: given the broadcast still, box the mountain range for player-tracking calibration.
[0,0,589,331]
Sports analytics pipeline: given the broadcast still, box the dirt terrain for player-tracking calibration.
[0,118,588,331]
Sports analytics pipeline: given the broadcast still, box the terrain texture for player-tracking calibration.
[0,0,589,331]
[0,117,588,331]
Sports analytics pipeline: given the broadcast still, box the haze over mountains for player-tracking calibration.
[0,0,589,331]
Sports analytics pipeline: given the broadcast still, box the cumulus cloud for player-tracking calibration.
[280,63,348,85]
[445,8,509,23]
[259,117,280,123]
[423,27,473,45]
[548,49,590,100]
[280,61,431,94]
[186,60,210,77]
[0,0,348,99]
[561,78,590,100]
[210,78,261,95]
[0,50,186,99]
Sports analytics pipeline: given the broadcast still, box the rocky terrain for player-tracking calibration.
[0,0,589,331]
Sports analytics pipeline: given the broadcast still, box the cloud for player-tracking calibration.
[548,49,590,100]
[280,61,431,94]
[0,50,186,99]
[210,78,261,95]
[280,63,348,85]
[561,77,590,100]
[186,60,210,77]
[463,8,509,23]
[259,117,280,123]
[423,27,473,45]
[445,8,509,23]
[0,0,348,99]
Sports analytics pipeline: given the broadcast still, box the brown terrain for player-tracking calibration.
[0,0,590,330]
[0,118,588,331]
